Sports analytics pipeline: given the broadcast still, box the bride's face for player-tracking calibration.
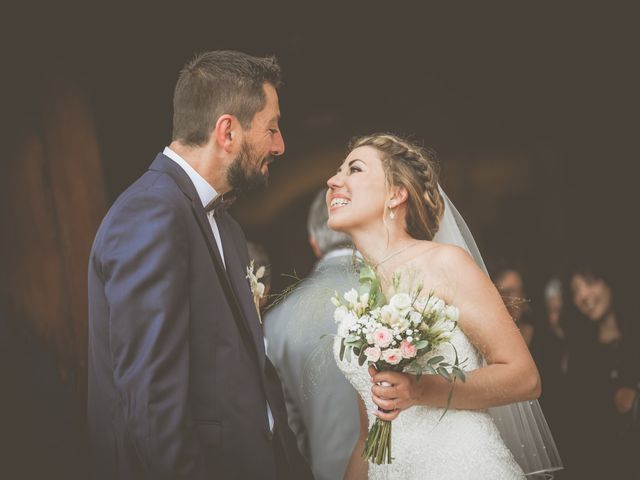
[326,146,388,233]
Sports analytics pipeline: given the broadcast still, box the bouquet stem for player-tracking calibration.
[362,418,392,464]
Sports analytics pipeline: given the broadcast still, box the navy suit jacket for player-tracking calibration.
[88,153,312,479]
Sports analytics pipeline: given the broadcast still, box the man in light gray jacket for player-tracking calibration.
[264,189,360,480]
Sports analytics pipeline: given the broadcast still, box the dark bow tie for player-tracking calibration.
[205,193,236,214]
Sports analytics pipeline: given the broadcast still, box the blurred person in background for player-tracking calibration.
[564,262,639,479]
[264,189,359,480]
[494,265,536,347]
[535,278,570,465]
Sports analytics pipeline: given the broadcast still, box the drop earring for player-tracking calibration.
[389,209,396,220]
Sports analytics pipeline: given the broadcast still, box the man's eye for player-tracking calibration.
[268,128,278,135]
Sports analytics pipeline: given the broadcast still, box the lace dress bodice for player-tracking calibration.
[334,300,525,479]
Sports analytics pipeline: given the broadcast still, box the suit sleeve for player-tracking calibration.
[99,191,206,479]
[264,306,310,461]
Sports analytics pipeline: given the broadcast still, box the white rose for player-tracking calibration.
[437,330,453,342]
[409,310,423,325]
[445,305,459,322]
[414,297,427,312]
[343,288,359,306]
[334,306,349,324]
[379,305,399,326]
[359,292,370,306]
[431,298,446,318]
[337,312,358,337]
[391,315,410,332]
[389,293,412,312]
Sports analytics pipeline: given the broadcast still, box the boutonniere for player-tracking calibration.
[246,260,266,323]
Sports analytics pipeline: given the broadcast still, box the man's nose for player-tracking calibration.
[271,131,285,156]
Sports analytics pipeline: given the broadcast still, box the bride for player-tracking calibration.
[327,133,558,479]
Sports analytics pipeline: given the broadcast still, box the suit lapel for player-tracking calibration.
[215,212,266,368]
[149,154,261,363]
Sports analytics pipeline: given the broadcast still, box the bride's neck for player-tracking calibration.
[349,221,416,268]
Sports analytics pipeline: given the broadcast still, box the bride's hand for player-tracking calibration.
[369,366,422,421]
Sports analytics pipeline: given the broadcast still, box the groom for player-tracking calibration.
[88,51,313,479]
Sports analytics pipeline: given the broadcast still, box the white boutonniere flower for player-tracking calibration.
[246,260,266,324]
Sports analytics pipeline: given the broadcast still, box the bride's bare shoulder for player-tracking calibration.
[414,242,477,274]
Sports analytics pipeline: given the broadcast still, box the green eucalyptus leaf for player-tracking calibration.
[437,366,452,382]
[359,264,377,283]
[423,365,437,375]
[339,341,346,361]
[427,355,445,365]
[453,366,467,382]
[358,349,367,366]
[438,382,456,423]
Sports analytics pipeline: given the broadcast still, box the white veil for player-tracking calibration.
[434,186,563,479]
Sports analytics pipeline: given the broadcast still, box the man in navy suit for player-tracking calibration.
[88,50,313,479]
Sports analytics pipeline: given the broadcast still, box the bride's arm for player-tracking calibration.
[371,245,541,418]
[342,395,369,480]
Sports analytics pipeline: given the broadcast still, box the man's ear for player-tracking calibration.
[309,236,322,259]
[213,114,237,152]
[388,186,409,209]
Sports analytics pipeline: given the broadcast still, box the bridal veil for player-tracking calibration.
[434,186,563,479]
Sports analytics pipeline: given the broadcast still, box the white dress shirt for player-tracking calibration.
[163,146,274,431]
[163,146,226,269]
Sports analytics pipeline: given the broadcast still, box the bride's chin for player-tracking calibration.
[327,217,348,233]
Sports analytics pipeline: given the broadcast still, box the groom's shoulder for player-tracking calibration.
[94,168,187,243]
[111,168,185,214]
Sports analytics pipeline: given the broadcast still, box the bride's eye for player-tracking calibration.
[349,166,362,174]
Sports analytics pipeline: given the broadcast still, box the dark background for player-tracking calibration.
[1,2,638,478]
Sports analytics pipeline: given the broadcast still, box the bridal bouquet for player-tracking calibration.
[332,264,466,464]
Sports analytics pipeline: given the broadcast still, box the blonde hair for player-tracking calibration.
[349,133,445,240]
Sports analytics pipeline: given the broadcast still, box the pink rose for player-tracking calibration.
[373,328,393,348]
[364,346,381,362]
[400,340,417,359]
[382,348,402,365]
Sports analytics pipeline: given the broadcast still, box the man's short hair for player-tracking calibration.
[172,50,282,146]
[307,189,353,256]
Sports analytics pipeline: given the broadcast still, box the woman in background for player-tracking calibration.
[565,263,639,479]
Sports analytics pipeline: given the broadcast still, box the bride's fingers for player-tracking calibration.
[370,369,401,385]
[371,384,397,399]
[372,402,401,421]
[374,409,400,421]
[372,393,399,411]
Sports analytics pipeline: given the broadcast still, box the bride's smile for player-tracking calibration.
[326,146,391,235]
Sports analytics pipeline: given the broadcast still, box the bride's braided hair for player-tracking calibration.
[349,133,445,240]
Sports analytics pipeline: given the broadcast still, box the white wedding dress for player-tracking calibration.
[334,311,526,480]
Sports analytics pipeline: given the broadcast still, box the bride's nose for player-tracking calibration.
[327,172,343,189]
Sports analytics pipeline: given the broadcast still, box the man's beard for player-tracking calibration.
[226,141,271,196]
